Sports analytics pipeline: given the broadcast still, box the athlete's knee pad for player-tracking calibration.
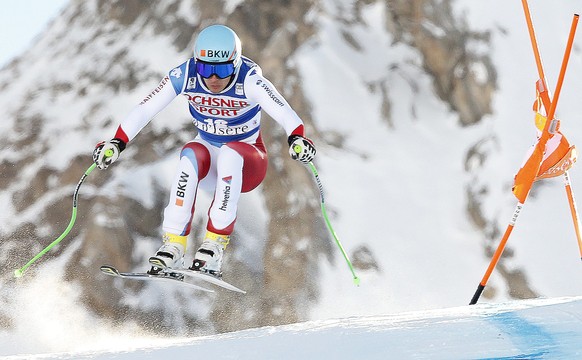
[181,142,211,180]
[225,142,267,192]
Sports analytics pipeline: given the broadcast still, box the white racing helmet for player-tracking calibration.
[194,25,242,78]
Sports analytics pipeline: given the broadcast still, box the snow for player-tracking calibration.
[3,297,582,359]
[2,0,582,358]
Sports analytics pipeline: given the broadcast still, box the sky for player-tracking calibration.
[0,0,69,67]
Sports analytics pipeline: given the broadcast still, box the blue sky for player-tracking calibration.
[0,0,69,66]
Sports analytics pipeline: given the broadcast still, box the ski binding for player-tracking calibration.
[100,265,214,293]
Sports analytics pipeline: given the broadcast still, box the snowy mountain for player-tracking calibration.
[1,0,582,356]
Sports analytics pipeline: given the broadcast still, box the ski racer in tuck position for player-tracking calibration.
[93,24,316,278]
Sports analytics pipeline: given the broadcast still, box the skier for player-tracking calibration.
[93,24,316,278]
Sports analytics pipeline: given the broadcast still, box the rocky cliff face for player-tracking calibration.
[0,0,500,335]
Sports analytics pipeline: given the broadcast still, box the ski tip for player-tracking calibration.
[100,265,120,276]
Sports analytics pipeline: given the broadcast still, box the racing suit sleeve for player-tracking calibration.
[114,75,179,143]
[244,68,305,137]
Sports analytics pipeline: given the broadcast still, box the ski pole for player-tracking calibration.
[13,150,111,278]
[470,202,523,305]
[563,171,582,260]
[293,145,360,285]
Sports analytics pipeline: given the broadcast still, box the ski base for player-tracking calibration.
[172,268,246,294]
[100,265,214,293]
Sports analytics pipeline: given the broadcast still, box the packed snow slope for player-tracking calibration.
[4,297,582,360]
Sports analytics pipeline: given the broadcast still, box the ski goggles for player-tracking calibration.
[195,60,235,79]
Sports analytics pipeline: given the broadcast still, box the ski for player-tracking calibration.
[100,265,214,293]
[171,268,246,294]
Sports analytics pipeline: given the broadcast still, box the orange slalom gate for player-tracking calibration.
[469,4,579,305]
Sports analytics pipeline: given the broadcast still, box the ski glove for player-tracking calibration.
[288,135,316,163]
[93,138,126,170]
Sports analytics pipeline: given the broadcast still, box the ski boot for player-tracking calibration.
[189,231,230,278]
[148,232,187,275]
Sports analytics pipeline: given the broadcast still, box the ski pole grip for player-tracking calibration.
[104,148,114,158]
